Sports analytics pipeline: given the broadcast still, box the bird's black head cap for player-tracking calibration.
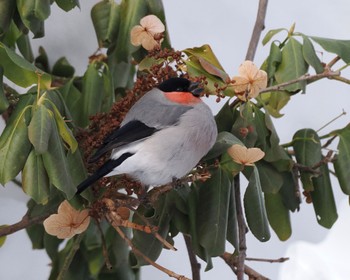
[157,77,203,97]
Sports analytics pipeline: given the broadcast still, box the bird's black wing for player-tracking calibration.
[88,120,158,163]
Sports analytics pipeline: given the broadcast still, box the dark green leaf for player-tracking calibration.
[42,116,75,199]
[52,57,75,78]
[115,0,147,61]
[196,168,230,256]
[262,28,287,46]
[107,54,135,90]
[28,104,52,154]
[91,0,120,48]
[292,128,322,191]
[333,125,350,194]
[265,192,291,241]
[226,179,238,250]
[244,167,270,242]
[58,78,82,124]
[22,149,50,204]
[16,0,51,37]
[214,101,235,133]
[231,104,257,147]
[0,42,51,88]
[256,160,283,193]
[302,35,324,74]
[16,33,34,62]
[34,46,50,72]
[275,37,308,92]
[266,41,282,79]
[310,36,350,63]
[26,223,45,249]
[311,163,338,228]
[55,0,80,12]
[0,0,15,36]
[279,171,301,212]
[44,232,62,261]
[0,106,32,184]
[261,90,290,118]
[0,66,9,113]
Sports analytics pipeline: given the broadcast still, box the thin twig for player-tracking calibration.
[234,174,247,280]
[183,234,201,280]
[317,109,347,132]
[57,233,85,280]
[95,219,113,270]
[0,211,52,237]
[246,0,269,61]
[108,218,190,280]
[246,257,289,263]
[221,252,270,280]
[260,70,340,94]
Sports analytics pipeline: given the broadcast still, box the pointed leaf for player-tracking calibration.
[52,57,75,78]
[0,107,32,185]
[265,192,291,241]
[28,104,53,154]
[0,42,51,88]
[244,167,270,242]
[91,0,121,48]
[275,37,308,92]
[196,168,231,256]
[333,125,350,194]
[302,35,324,74]
[262,28,287,46]
[311,163,338,228]
[292,129,322,191]
[42,116,75,199]
[22,149,50,204]
[310,36,350,63]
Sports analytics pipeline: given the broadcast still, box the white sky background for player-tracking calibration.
[1,0,350,279]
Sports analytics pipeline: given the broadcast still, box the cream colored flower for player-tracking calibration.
[227,144,265,166]
[130,15,165,50]
[43,200,90,239]
[231,60,267,101]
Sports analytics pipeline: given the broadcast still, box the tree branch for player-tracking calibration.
[245,0,269,61]
[260,70,341,94]
[0,211,52,237]
[183,234,201,280]
[221,252,269,280]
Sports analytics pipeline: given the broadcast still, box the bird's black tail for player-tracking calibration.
[76,153,133,195]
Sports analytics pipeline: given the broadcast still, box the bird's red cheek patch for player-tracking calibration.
[164,92,201,105]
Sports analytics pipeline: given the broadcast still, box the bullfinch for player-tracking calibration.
[76,77,218,194]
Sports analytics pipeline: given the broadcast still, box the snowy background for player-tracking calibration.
[1,0,350,279]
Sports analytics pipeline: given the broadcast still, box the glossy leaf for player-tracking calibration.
[0,67,9,113]
[28,104,52,154]
[275,37,308,92]
[0,0,15,35]
[292,129,322,191]
[265,192,291,241]
[333,125,350,194]
[256,160,283,193]
[0,42,51,89]
[279,171,301,212]
[91,0,121,48]
[262,28,287,46]
[311,163,338,228]
[42,116,75,199]
[16,0,51,37]
[302,35,324,74]
[310,36,350,63]
[22,150,50,204]
[0,106,32,185]
[226,179,238,250]
[244,167,270,242]
[55,0,80,12]
[196,168,231,256]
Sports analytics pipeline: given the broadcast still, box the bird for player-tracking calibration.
[76,77,218,194]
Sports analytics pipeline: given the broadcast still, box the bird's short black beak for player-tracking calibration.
[189,81,204,97]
